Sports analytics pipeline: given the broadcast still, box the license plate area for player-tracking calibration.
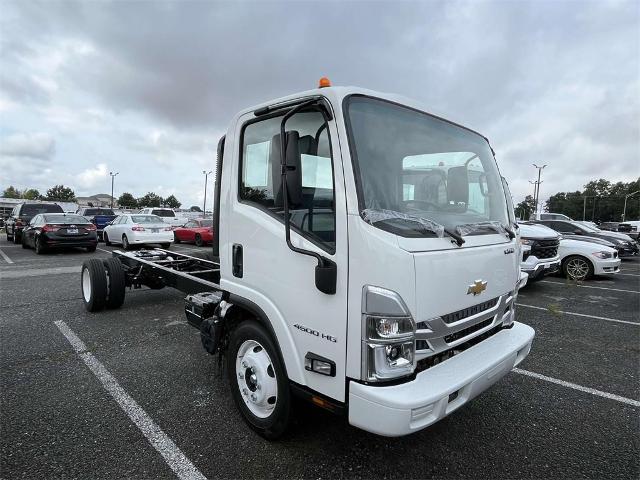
[151,228,159,233]
[67,228,79,234]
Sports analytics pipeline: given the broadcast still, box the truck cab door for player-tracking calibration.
[220,104,349,402]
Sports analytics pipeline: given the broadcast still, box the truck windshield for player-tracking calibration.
[345,96,508,238]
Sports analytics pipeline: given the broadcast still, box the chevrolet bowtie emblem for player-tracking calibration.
[467,280,487,296]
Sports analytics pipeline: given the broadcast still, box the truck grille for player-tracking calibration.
[531,238,559,259]
[416,297,499,328]
[443,318,493,343]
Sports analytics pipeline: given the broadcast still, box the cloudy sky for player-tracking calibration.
[1,0,638,209]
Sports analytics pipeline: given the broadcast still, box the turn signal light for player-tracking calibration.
[318,77,331,88]
[42,224,60,232]
[131,226,145,231]
[86,224,97,231]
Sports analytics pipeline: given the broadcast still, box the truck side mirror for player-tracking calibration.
[447,166,469,207]
[315,258,337,295]
[271,131,303,209]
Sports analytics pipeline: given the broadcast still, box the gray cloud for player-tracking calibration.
[0,0,638,203]
[0,132,56,159]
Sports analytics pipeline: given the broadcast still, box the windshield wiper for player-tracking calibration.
[444,228,465,247]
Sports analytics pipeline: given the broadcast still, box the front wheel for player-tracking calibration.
[195,234,203,247]
[562,255,594,281]
[227,321,291,440]
[122,235,131,250]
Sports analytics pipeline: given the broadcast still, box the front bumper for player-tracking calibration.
[521,257,561,280]
[348,321,535,437]
[593,257,621,275]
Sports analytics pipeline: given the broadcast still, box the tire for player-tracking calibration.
[13,232,21,244]
[195,234,203,247]
[103,257,126,309]
[227,321,291,440]
[34,236,46,254]
[104,232,112,246]
[81,259,108,312]
[122,234,131,250]
[562,255,594,281]
[21,237,29,249]
[86,245,97,252]
[161,243,171,249]
[173,233,181,243]
[6,230,13,242]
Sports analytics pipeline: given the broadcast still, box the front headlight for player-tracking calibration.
[520,238,534,246]
[592,251,613,259]
[361,286,416,382]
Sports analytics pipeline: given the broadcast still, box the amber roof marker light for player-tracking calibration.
[318,77,331,88]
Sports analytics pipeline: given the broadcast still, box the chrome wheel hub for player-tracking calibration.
[82,268,91,302]
[235,339,277,418]
[567,258,589,280]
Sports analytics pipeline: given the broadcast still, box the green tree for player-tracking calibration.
[117,192,138,209]
[2,186,21,198]
[545,177,640,222]
[46,185,76,201]
[137,192,162,207]
[189,205,202,212]
[163,194,181,209]
[22,188,41,200]
[515,195,536,220]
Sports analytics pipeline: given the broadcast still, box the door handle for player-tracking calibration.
[232,244,243,278]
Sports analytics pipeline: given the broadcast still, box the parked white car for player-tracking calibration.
[558,237,620,281]
[103,214,173,250]
[138,208,186,227]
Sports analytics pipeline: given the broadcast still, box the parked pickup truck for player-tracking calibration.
[76,207,117,241]
[79,80,534,439]
[138,207,186,227]
[518,222,561,282]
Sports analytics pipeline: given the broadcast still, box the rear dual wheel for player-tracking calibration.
[81,258,126,312]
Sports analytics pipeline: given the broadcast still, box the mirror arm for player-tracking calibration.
[279,100,327,267]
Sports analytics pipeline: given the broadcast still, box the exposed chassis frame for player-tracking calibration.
[112,248,223,295]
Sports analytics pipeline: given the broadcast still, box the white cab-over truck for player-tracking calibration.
[79,81,535,439]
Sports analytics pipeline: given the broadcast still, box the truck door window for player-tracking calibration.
[240,110,336,253]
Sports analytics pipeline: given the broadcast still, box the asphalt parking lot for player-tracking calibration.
[1,238,638,479]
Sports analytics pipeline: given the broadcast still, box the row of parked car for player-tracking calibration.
[519,217,639,282]
[3,202,214,254]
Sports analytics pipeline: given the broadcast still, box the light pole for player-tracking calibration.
[109,172,119,208]
[532,164,547,217]
[202,170,212,216]
[622,190,639,222]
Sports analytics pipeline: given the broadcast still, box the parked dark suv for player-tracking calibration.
[536,219,639,257]
[5,202,64,243]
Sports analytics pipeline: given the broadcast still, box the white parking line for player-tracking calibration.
[516,303,639,326]
[0,248,14,264]
[539,280,639,294]
[97,247,112,253]
[54,321,207,480]
[1,266,80,279]
[514,368,640,407]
